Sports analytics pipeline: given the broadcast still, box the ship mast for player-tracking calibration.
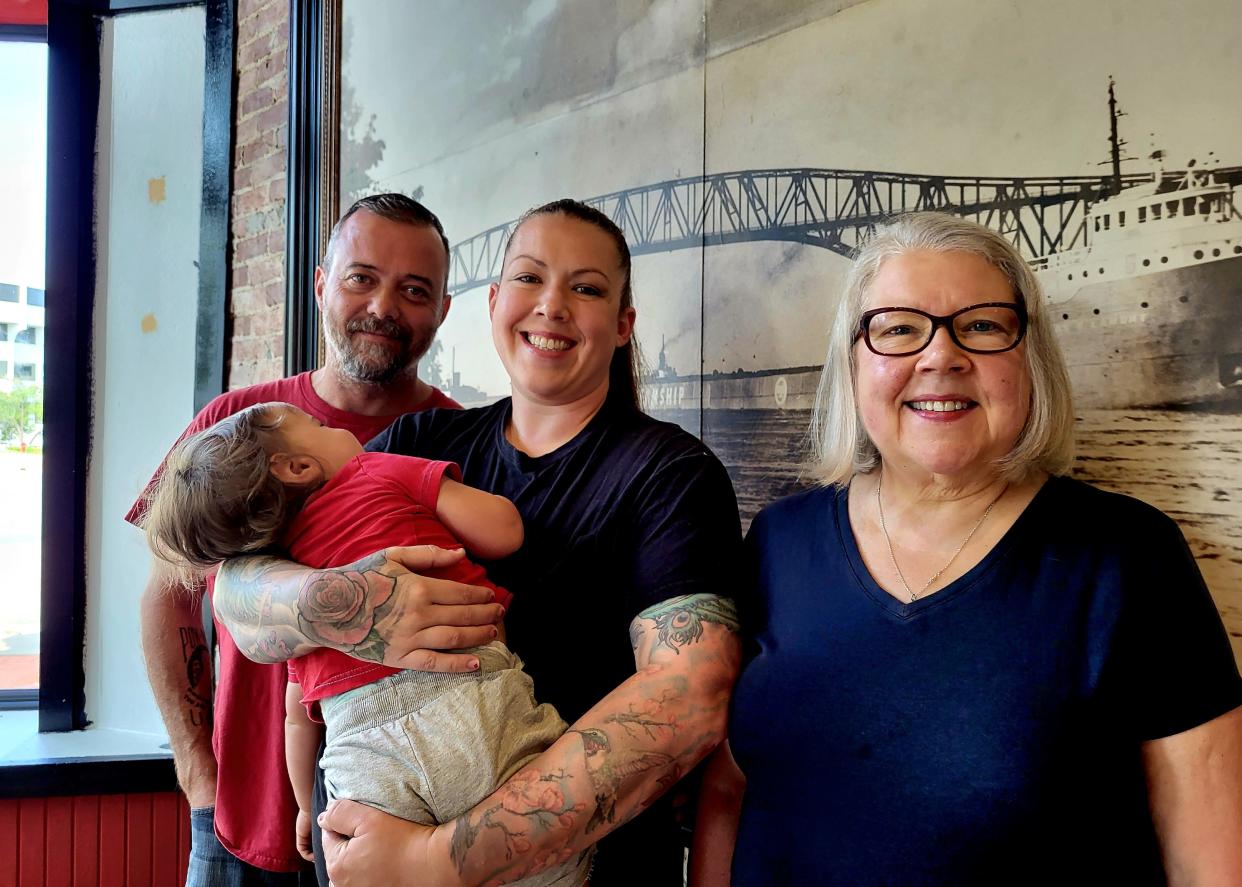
[1106,76,1125,195]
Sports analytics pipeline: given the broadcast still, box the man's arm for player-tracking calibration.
[139,570,216,808]
[212,546,506,671]
[1144,704,1242,885]
[322,593,742,887]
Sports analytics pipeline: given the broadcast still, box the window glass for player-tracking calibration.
[0,40,47,694]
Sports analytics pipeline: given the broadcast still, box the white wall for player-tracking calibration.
[88,6,206,737]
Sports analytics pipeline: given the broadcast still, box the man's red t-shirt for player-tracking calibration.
[125,372,459,872]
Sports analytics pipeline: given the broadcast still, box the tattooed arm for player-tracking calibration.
[321,593,742,887]
[140,569,216,808]
[212,546,507,671]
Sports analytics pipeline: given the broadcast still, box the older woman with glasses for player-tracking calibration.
[691,212,1242,886]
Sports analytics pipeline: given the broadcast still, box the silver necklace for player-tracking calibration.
[875,472,1008,603]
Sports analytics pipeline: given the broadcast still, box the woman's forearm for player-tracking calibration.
[214,551,400,664]
[688,741,746,887]
[441,595,742,884]
[214,546,506,669]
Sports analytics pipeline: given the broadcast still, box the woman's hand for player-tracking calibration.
[320,799,461,887]
[370,546,507,672]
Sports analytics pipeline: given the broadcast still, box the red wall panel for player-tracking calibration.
[0,792,190,887]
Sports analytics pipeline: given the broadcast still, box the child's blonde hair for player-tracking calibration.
[141,403,316,584]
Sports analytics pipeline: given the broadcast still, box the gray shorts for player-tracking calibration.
[319,641,591,886]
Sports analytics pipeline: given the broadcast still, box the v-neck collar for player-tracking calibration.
[832,477,1057,621]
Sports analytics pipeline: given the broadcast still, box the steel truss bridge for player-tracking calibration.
[448,165,1242,294]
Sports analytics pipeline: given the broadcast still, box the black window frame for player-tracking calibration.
[285,0,330,374]
[0,0,234,761]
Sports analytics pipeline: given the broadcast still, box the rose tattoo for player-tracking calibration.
[297,570,393,655]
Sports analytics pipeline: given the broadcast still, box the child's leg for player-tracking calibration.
[318,723,437,824]
[319,642,592,885]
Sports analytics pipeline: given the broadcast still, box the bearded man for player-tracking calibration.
[130,194,465,886]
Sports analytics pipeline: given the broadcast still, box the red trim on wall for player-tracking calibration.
[0,792,190,886]
[0,0,47,27]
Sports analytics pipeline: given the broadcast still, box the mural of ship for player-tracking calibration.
[448,82,1242,413]
[1037,158,1242,408]
[640,152,1242,413]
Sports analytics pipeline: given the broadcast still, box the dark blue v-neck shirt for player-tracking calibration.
[729,477,1241,886]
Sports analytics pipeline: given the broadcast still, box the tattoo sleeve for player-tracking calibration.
[213,551,408,665]
[444,593,742,884]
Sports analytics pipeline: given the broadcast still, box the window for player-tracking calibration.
[0,0,235,745]
[0,361,7,376]
[0,35,45,708]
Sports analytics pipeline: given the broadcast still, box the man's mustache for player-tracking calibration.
[346,317,411,343]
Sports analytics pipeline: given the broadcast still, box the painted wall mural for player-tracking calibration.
[340,0,1242,660]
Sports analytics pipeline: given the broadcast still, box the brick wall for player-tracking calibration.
[228,0,289,389]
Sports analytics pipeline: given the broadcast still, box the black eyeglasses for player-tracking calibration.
[855,302,1028,356]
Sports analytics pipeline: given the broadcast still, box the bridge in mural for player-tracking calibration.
[447,164,1242,293]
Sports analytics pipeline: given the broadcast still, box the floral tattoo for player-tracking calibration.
[296,568,395,661]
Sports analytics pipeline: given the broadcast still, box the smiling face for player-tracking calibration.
[272,405,363,479]
[315,210,451,384]
[488,213,635,409]
[854,249,1033,484]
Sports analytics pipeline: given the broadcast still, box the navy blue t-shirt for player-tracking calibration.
[729,477,1242,886]
[367,394,743,886]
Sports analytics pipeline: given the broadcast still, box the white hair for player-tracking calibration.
[808,211,1075,487]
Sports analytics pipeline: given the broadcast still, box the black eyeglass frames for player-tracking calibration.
[855,302,1028,357]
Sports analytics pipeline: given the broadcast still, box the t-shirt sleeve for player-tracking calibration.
[359,453,462,511]
[625,447,744,619]
[738,508,771,664]
[409,460,461,510]
[1108,510,1242,741]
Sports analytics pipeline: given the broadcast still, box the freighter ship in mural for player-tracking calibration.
[1035,160,1242,408]
[641,156,1242,413]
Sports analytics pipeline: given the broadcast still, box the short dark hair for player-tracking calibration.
[504,199,642,410]
[322,193,451,281]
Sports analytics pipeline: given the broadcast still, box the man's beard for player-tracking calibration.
[324,314,434,384]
